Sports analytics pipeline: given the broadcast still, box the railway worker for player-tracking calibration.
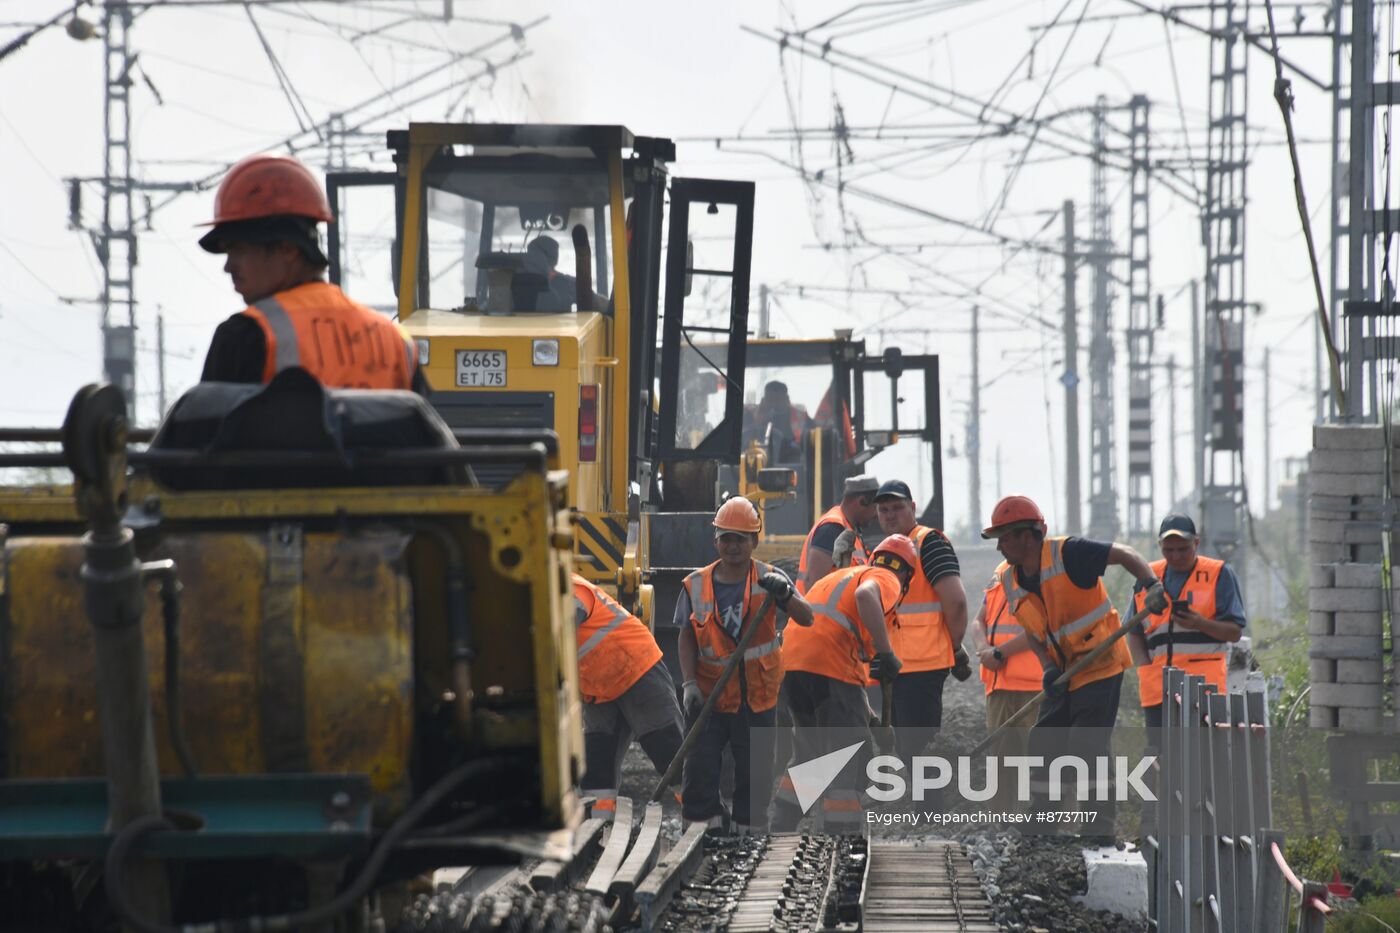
[675,497,815,833]
[797,474,879,594]
[572,573,685,821]
[198,152,421,392]
[1128,513,1246,730]
[981,495,1166,832]
[872,479,971,760]
[970,570,1043,817]
[772,534,919,832]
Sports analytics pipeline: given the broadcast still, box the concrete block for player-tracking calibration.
[1075,847,1148,920]
[1310,541,1348,564]
[1334,563,1384,588]
[1338,707,1384,733]
[1310,705,1339,729]
[1344,522,1386,545]
[1310,588,1382,612]
[1307,611,1334,636]
[1308,519,1348,544]
[1310,494,1386,519]
[1336,659,1385,684]
[1332,611,1386,637]
[1310,635,1386,659]
[1354,544,1385,563]
[1314,424,1385,450]
[1312,682,1383,708]
[1311,448,1387,474]
[1310,658,1336,682]
[1310,473,1385,497]
[1311,565,1337,588]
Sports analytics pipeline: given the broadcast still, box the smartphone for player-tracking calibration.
[1171,599,1191,614]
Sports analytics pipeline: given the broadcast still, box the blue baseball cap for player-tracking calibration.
[875,479,913,502]
[1158,513,1198,540]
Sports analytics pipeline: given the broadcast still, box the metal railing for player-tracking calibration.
[1148,667,1291,932]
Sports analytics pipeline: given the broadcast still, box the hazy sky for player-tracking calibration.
[0,0,1350,536]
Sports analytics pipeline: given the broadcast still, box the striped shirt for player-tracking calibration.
[920,531,960,585]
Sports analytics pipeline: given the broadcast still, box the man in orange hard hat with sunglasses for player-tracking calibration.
[198,152,422,393]
[772,533,918,832]
[675,497,813,833]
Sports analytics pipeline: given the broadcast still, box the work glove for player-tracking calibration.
[832,528,858,569]
[870,650,903,685]
[951,646,973,682]
[1143,581,1169,615]
[1041,665,1068,699]
[682,680,704,719]
[758,571,795,608]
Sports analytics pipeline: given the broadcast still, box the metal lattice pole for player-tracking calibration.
[101,0,138,418]
[1126,95,1155,533]
[1202,0,1249,562]
[1088,97,1120,540]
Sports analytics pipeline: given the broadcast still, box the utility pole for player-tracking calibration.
[1087,99,1119,541]
[758,283,771,339]
[156,312,167,417]
[100,0,138,418]
[1063,199,1082,535]
[1168,356,1179,508]
[1125,95,1154,534]
[1263,347,1272,513]
[969,304,981,531]
[1191,280,1204,516]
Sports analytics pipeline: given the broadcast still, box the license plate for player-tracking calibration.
[456,349,507,387]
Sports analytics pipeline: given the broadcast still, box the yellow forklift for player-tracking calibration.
[327,123,757,626]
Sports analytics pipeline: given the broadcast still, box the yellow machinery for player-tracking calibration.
[0,376,583,928]
[728,334,947,573]
[326,124,757,626]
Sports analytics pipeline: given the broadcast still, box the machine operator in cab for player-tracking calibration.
[197,153,422,392]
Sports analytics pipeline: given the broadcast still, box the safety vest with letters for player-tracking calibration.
[1133,557,1230,708]
[978,576,1043,694]
[682,560,784,713]
[783,565,903,686]
[797,505,868,594]
[572,574,663,704]
[998,537,1129,691]
[240,281,417,389]
[890,525,955,673]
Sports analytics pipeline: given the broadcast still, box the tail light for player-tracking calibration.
[579,384,598,462]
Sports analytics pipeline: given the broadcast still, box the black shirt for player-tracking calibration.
[808,520,846,554]
[1016,536,1111,595]
[919,529,960,585]
[200,313,432,395]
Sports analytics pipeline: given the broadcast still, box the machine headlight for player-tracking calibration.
[532,338,560,366]
[416,339,431,366]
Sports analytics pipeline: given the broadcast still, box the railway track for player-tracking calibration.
[398,798,1001,932]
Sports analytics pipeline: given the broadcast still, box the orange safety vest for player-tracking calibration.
[241,281,417,389]
[998,537,1129,691]
[1133,557,1230,707]
[890,525,955,673]
[979,576,1043,694]
[797,505,868,595]
[783,565,902,686]
[682,559,784,713]
[572,574,663,704]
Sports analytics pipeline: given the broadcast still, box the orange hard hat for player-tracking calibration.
[714,497,762,534]
[203,153,333,227]
[981,495,1047,539]
[870,534,919,575]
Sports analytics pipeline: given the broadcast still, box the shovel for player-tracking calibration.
[872,680,896,753]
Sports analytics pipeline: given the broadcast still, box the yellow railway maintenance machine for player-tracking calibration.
[325,123,757,626]
[0,377,584,930]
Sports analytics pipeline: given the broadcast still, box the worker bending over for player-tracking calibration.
[872,479,970,759]
[971,571,1043,818]
[572,573,684,820]
[198,153,421,392]
[797,475,879,593]
[773,535,918,832]
[981,496,1166,834]
[675,498,813,833]
[1129,513,1245,730]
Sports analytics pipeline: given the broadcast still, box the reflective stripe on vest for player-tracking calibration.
[809,574,863,644]
[683,559,784,713]
[577,600,632,661]
[253,296,302,373]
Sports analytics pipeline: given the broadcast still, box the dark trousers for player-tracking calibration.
[1030,672,1123,834]
[891,668,949,759]
[772,670,872,832]
[681,705,777,826]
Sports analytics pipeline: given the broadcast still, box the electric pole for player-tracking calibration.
[1087,98,1119,541]
[1168,356,1179,509]
[1125,95,1154,533]
[969,304,981,532]
[1263,347,1272,513]
[156,312,167,416]
[1063,199,1082,535]
[1191,280,1204,518]
[100,1,138,419]
[759,284,771,339]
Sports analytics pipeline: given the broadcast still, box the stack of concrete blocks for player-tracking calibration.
[1308,425,1395,733]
